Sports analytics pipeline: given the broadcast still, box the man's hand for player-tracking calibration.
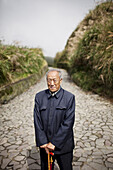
[47,142,55,151]
[40,144,49,154]
[40,143,55,154]
[45,147,49,154]
[40,144,47,148]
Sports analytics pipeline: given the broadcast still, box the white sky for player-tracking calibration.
[0,0,103,57]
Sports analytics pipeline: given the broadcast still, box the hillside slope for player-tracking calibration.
[0,44,47,87]
[0,44,48,103]
[54,1,113,98]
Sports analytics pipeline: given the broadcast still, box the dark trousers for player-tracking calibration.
[40,149,73,170]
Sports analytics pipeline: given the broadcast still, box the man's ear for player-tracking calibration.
[60,78,62,83]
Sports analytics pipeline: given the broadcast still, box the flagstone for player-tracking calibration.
[14,156,25,161]
[1,158,11,169]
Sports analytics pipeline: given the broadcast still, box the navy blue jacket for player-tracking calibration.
[34,87,75,154]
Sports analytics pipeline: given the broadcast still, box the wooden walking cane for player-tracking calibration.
[48,152,54,170]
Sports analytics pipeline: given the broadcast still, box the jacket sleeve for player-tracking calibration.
[51,95,75,149]
[34,95,48,147]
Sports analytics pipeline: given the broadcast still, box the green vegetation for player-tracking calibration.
[54,1,113,98]
[45,56,54,66]
[0,43,47,87]
[54,50,71,70]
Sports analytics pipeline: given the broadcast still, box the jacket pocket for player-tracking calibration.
[39,106,47,111]
[39,106,47,124]
[55,105,67,122]
[56,105,66,110]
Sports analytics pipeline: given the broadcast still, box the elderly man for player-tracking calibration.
[34,69,75,170]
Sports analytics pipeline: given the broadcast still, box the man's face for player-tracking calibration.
[47,71,62,92]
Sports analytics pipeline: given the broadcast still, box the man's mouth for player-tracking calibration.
[50,86,55,89]
[50,85,56,89]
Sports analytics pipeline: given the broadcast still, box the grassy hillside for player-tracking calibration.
[54,1,113,98]
[0,43,47,87]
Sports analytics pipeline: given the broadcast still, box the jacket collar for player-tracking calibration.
[47,87,63,99]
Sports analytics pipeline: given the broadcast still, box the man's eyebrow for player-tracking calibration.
[47,77,57,79]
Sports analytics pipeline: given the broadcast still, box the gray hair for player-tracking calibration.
[46,69,62,79]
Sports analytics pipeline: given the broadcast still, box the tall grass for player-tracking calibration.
[54,1,113,98]
[0,44,46,87]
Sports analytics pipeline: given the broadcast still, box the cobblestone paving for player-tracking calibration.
[0,68,113,170]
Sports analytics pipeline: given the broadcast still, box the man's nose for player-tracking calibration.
[51,80,54,85]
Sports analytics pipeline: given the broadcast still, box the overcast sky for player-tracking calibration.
[0,0,104,57]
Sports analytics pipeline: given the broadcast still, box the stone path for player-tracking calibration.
[0,68,113,170]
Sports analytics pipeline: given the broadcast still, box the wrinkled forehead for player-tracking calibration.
[47,71,60,79]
